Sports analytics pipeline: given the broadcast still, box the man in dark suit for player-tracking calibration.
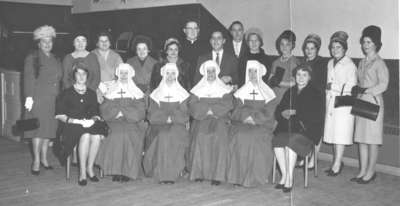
[224,21,249,60]
[194,31,239,86]
[180,20,208,87]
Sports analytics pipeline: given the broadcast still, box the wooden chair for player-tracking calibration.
[272,146,318,188]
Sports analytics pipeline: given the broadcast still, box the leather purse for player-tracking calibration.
[16,111,39,132]
[334,84,354,108]
[351,96,380,121]
[89,120,109,137]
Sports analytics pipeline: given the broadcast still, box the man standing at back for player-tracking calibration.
[194,31,238,86]
[225,21,249,60]
[180,20,208,88]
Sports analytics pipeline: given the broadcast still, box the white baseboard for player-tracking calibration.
[318,152,400,177]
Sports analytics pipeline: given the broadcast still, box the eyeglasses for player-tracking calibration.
[185,27,199,30]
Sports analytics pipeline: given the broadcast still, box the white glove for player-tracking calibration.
[207,109,214,115]
[25,97,34,111]
[81,119,95,128]
[166,116,172,124]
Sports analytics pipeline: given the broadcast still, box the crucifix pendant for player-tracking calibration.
[164,95,173,102]
[117,88,126,98]
[250,89,258,100]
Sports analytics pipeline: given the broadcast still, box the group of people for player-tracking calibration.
[23,19,389,192]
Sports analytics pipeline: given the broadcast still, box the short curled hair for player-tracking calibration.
[246,32,264,48]
[229,21,244,31]
[72,62,89,82]
[96,31,112,44]
[328,40,348,53]
[292,64,313,81]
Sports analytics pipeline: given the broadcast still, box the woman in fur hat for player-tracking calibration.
[323,31,357,176]
[350,25,389,184]
[23,25,63,175]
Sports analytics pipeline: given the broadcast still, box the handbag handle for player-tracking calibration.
[340,84,346,95]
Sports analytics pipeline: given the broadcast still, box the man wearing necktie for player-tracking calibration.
[194,31,238,86]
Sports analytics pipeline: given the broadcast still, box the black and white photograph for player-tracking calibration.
[0,0,398,205]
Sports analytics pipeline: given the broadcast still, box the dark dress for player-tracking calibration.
[150,58,191,91]
[272,84,324,157]
[96,97,147,179]
[188,94,233,182]
[23,50,62,139]
[227,99,275,187]
[143,99,190,182]
[126,56,157,93]
[62,52,101,91]
[238,48,273,87]
[56,87,103,159]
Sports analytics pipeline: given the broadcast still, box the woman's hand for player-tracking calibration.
[281,109,296,119]
[221,76,232,84]
[81,119,95,128]
[166,116,172,124]
[25,97,34,111]
[207,109,214,116]
[243,116,255,125]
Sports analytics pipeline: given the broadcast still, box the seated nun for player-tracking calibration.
[143,63,190,184]
[96,63,147,182]
[227,60,276,187]
[189,60,234,186]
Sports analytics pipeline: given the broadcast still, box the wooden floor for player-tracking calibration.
[0,137,399,206]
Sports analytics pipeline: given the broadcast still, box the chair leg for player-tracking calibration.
[99,167,104,178]
[66,156,71,181]
[272,155,277,184]
[314,146,318,177]
[304,154,309,188]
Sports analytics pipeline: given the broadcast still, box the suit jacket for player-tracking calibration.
[224,40,249,60]
[194,51,239,85]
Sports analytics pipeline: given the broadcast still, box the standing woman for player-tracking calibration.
[351,25,389,183]
[24,25,62,175]
[323,31,357,176]
[237,28,272,87]
[150,38,191,91]
[93,32,123,102]
[269,30,300,108]
[126,35,157,93]
[297,34,328,168]
[62,32,100,91]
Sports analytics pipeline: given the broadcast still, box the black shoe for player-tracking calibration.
[31,169,40,176]
[307,166,315,171]
[112,175,121,182]
[87,175,99,182]
[194,178,204,182]
[166,181,175,184]
[120,176,130,182]
[211,180,221,186]
[274,184,284,189]
[78,179,87,186]
[233,183,242,187]
[357,173,377,184]
[71,162,78,167]
[40,162,54,170]
[350,176,363,182]
[282,186,292,193]
[327,162,344,176]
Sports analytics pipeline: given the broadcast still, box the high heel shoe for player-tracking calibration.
[357,173,376,184]
[31,169,40,176]
[78,179,87,186]
[40,162,54,170]
[282,186,292,193]
[87,173,99,182]
[350,176,363,182]
[211,180,221,186]
[327,162,344,176]
[274,184,284,189]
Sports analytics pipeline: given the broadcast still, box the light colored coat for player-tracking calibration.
[323,56,357,145]
[354,55,389,144]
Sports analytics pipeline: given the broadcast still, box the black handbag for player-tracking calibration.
[89,120,109,137]
[351,96,380,121]
[15,111,39,132]
[334,84,354,108]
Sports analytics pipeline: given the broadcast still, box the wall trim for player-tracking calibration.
[319,152,400,177]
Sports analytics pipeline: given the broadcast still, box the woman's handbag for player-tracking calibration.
[351,96,380,121]
[15,110,39,133]
[89,120,110,137]
[334,84,354,108]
